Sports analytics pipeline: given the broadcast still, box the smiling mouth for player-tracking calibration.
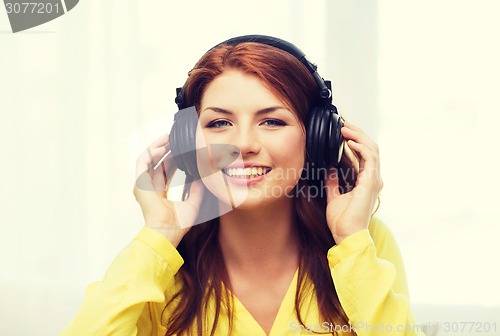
[222,167,272,179]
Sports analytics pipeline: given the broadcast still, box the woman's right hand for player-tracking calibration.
[133,133,204,247]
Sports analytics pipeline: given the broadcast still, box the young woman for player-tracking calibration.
[62,36,424,335]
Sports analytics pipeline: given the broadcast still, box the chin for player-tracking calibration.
[221,186,295,212]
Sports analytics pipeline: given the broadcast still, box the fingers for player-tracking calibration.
[340,121,383,192]
[186,180,204,208]
[134,169,166,197]
[346,140,383,191]
[341,123,378,169]
[133,177,169,215]
[341,121,379,155]
[171,180,206,229]
[147,133,170,150]
[135,134,176,195]
[325,169,342,202]
[136,140,170,173]
[135,149,169,195]
[345,140,374,174]
[147,146,170,170]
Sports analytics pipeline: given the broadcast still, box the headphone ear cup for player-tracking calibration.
[306,105,344,173]
[326,107,344,168]
[306,105,324,172]
[169,107,200,179]
[317,106,330,169]
[325,110,335,167]
[170,119,185,172]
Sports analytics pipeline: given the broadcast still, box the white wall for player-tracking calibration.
[376,0,500,307]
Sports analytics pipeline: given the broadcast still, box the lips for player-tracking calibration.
[222,166,272,178]
[220,164,272,187]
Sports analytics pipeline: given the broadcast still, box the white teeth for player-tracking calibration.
[223,167,270,178]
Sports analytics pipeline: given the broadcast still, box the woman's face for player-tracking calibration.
[196,69,306,210]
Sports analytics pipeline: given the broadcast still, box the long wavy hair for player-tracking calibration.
[163,42,358,336]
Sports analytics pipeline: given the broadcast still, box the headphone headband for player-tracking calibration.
[175,34,332,110]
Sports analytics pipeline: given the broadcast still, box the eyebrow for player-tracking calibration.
[201,106,291,116]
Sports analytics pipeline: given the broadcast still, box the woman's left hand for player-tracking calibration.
[325,120,383,244]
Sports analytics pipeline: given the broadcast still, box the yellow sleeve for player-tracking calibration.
[60,227,184,336]
[327,217,425,336]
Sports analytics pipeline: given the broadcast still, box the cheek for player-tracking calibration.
[278,130,305,160]
[195,126,207,148]
[271,130,306,180]
[196,128,240,174]
[195,126,211,177]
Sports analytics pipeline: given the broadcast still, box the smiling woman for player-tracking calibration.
[61,35,425,336]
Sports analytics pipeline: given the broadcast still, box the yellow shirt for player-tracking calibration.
[61,217,425,335]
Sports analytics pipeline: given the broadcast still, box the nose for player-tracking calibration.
[232,127,261,157]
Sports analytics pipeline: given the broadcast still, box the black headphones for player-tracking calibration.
[170,35,344,180]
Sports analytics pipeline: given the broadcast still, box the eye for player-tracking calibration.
[206,119,232,128]
[261,118,287,127]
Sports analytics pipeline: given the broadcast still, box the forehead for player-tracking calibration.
[200,70,288,112]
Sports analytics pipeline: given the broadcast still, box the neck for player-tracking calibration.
[218,198,300,274]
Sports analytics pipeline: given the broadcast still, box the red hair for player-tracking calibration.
[164,42,356,335]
